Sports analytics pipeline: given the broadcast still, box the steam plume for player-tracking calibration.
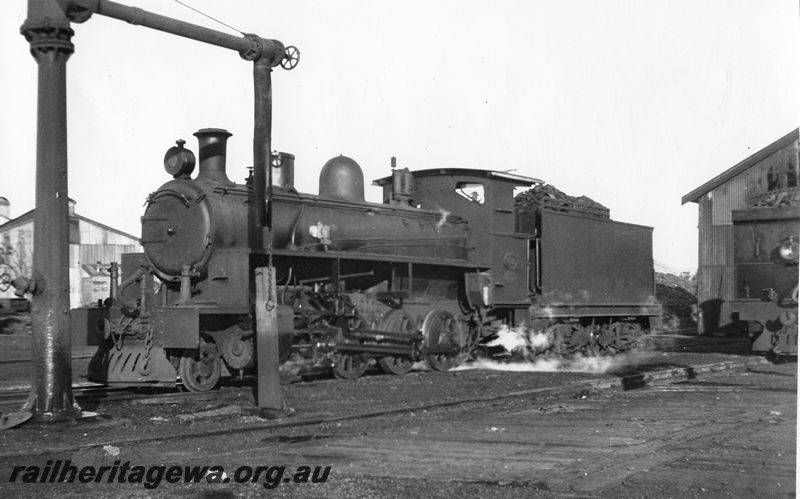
[453,324,653,373]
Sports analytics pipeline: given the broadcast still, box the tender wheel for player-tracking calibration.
[333,354,370,379]
[546,323,584,355]
[377,310,416,375]
[179,339,221,392]
[422,310,465,371]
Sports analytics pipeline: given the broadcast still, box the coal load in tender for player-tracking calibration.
[515,184,610,219]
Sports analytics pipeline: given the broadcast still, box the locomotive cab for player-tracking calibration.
[376,168,541,308]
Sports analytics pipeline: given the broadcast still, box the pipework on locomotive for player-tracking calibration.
[84,128,661,391]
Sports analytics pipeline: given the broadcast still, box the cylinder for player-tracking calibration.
[194,128,233,184]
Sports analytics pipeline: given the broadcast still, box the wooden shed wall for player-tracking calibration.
[697,196,735,323]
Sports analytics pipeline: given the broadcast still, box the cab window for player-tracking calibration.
[456,182,485,204]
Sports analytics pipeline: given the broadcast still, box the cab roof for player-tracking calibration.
[373,168,542,187]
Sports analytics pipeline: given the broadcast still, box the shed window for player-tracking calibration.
[767,166,780,191]
[456,182,485,204]
[787,162,797,188]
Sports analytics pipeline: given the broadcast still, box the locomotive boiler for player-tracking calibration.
[85,127,660,391]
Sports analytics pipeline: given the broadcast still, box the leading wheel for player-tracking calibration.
[333,354,370,379]
[377,310,416,375]
[179,339,221,392]
[422,310,465,371]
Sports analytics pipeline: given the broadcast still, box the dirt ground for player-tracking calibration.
[0,340,794,497]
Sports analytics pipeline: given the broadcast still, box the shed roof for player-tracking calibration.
[0,205,139,242]
[681,129,799,205]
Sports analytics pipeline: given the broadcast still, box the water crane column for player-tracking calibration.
[19,2,81,422]
[19,0,296,421]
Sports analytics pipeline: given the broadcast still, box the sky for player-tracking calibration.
[1,0,798,274]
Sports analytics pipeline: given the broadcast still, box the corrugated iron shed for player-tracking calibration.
[683,129,799,333]
[682,129,799,205]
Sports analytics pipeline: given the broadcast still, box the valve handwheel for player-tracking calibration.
[281,46,300,70]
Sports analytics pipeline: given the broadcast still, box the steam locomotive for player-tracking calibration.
[728,197,799,358]
[84,128,660,391]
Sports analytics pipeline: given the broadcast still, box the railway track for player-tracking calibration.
[0,354,94,366]
[0,383,256,415]
[0,355,765,460]
[0,329,750,426]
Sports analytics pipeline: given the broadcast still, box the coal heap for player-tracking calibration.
[515,184,609,219]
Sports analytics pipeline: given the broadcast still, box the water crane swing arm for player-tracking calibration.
[57,0,299,67]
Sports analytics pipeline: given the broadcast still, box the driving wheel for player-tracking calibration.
[376,310,416,375]
[422,309,465,371]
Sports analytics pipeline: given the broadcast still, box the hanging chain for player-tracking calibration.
[109,315,134,351]
[268,217,274,270]
[265,191,276,311]
[140,326,154,375]
[265,258,276,311]
[144,326,154,359]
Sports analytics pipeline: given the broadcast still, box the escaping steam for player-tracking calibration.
[453,324,652,374]
[485,325,550,351]
[434,206,451,231]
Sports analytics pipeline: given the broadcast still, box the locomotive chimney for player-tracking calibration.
[194,128,233,184]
